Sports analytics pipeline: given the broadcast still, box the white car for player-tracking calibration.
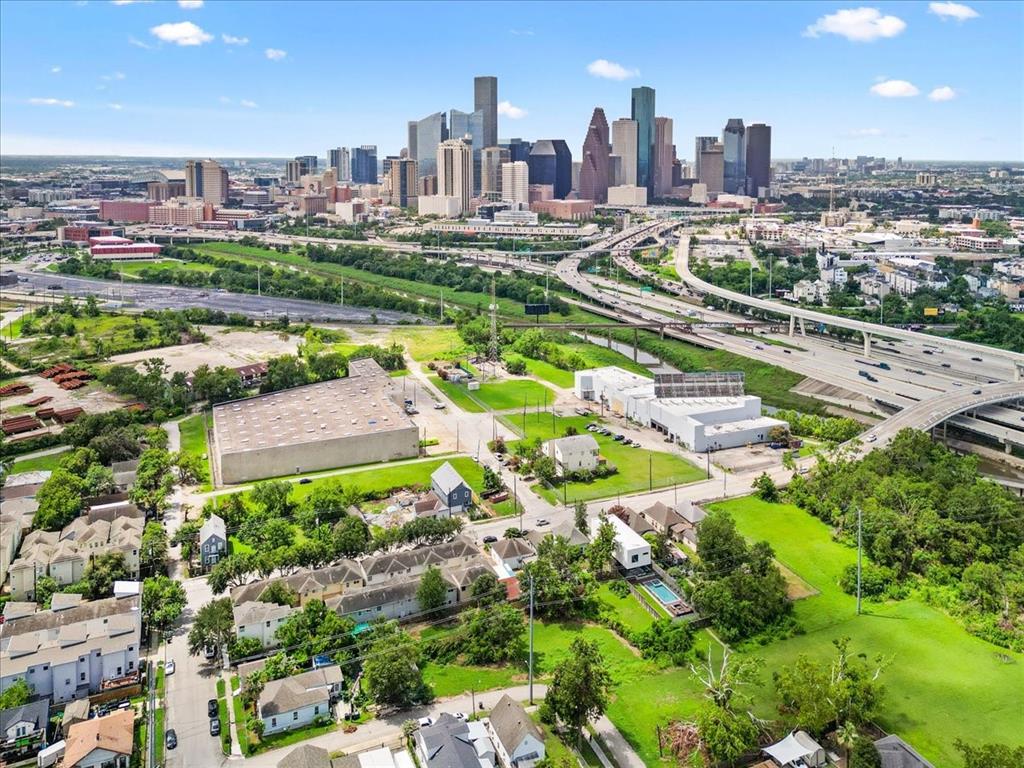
[865,434,877,443]
[433,402,446,410]
[418,717,434,728]
[165,660,176,676]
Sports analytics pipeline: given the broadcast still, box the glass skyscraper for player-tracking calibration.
[745,123,771,197]
[414,112,449,177]
[450,108,484,195]
[722,118,746,195]
[474,76,498,149]
[528,139,572,199]
[630,86,655,194]
[351,145,377,184]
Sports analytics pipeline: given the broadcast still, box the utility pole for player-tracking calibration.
[856,506,863,615]
[528,573,535,705]
[257,265,261,297]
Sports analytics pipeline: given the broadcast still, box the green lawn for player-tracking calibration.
[255,721,339,753]
[177,413,212,490]
[430,375,486,413]
[10,311,169,363]
[390,327,469,362]
[508,355,575,388]
[153,707,165,766]
[117,259,219,278]
[594,581,655,634]
[283,456,486,503]
[424,664,523,698]
[232,692,252,756]
[9,449,69,473]
[713,495,1024,767]
[430,376,555,414]
[505,412,705,505]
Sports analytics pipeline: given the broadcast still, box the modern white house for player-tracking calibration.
[590,515,651,571]
[199,514,227,571]
[543,434,599,476]
[486,694,545,768]
[232,601,295,648]
[258,665,342,735]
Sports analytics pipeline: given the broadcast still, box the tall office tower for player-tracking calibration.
[503,137,532,163]
[351,145,378,184]
[745,123,771,197]
[407,122,418,161]
[285,160,302,185]
[698,142,724,195]
[481,146,510,197]
[474,75,498,148]
[501,161,529,206]
[527,139,572,199]
[630,86,655,194]
[437,138,474,213]
[694,136,718,181]
[329,147,351,181]
[185,159,228,204]
[653,117,674,197]
[722,119,746,194]
[571,162,582,194]
[450,108,484,195]
[579,107,610,203]
[612,119,638,186]
[609,155,623,186]
[382,155,401,176]
[389,158,418,209]
[295,155,317,175]
[414,112,448,177]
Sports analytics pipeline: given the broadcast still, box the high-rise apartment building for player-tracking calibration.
[745,123,771,198]
[437,138,474,214]
[612,119,638,187]
[413,112,448,177]
[351,146,378,184]
[528,139,572,200]
[407,122,418,162]
[630,86,655,194]
[184,159,228,204]
[502,138,532,163]
[474,76,498,149]
[450,108,484,195]
[579,107,610,203]
[653,117,673,197]
[329,147,351,182]
[722,119,746,195]
[389,158,418,209]
[481,146,510,198]
[295,155,318,175]
[698,143,724,195]
[501,161,529,206]
[694,136,718,181]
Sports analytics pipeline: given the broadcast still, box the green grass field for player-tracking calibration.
[430,375,486,413]
[594,581,655,634]
[389,327,469,362]
[9,449,70,473]
[713,496,1024,767]
[431,376,555,413]
[505,412,706,505]
[177,413,212,489]
[282,456,486,503]
[117,259,219,278]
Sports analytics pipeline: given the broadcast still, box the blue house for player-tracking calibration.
[430,462,473,515]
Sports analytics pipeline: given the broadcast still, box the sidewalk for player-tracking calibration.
[593,715,645,768]
[223,669,243,758]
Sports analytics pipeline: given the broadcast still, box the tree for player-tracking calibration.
[172,451,207,485]
[643,531,669,564]
[275,599,355,663]
[543,637,614,744]
[533,455,556,485]
[59,447,99,475]
[260,355,310,393]
[0,679,31,709]
[142,576,187,631]
[140,521,169,574]
[172,519,202,563]
[462,603,526,664]
[849,736,882,768]
[753,472,780,502]
[250,480,293,517]
[695,509,748,576]
[835,721,859,767]
[34,575,60,609]
[482,466,503,495]
[187,597,236,656]
[303,480,357,525]
[207,553,255,594]
[469,572,503,606]
[229,636,263,663]
[259,580,299,607]
[954,740,1024,768]
[84,464,117,496]
[417,565,448,614]
[520,535,593,619]
[586,515,616,576]
[83,551,130,599]
[574,500,588,533]
[694,701,758,765]
[333,515,370,557]
[362,624,426,708]
[33,470,86,531]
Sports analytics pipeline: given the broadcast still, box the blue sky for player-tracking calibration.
[1,0,1021,160]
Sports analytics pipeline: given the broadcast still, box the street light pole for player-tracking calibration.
[528,573,535,705]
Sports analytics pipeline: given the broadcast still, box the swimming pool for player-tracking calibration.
[643,579,681,605]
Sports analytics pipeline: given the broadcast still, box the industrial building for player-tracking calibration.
[574,366,787,452]
[212,358,419,484]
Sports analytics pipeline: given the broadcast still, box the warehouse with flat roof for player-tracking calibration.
[212,358,419,484]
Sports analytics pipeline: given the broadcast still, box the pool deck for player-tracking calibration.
[639,578,693,617]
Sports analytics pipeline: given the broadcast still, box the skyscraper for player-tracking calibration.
[329,147,350,181]
[295,155,318,175]
[745,123,771,198]
[285,160,302,185]
[579,107,610,203]
[389,158,418,209]
[481,146,510,198]
[722,118,746,195]
[694,136,718,181]
[501,161,529,206]
[437,138,474,214]
[630,86,655,194]
[653,117,673,197]
[450,108,484,195]
[474,76,498,149]
[527,140,572,199]
[612,119,638,186]
[185,159,228,204]
[698,143,724,195]
[351,146,378,184]
[414,112,449,177]
[407,122,418,162]
[503,138,532,163]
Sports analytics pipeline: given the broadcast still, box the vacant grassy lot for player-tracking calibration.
[431,376,555,413]
[11,312,168,362]
[117,259,219,278]
[177,413,211,489]
[430,375,486,413]
[282,456,486,503]
[713,495,1024,767]
[594,581,655,634]
[389,327,469,362]
[505,412,705,504]
[9,449,69,473]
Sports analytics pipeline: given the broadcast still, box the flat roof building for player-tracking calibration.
[212,358,418,484]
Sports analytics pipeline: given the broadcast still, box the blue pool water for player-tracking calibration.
[644,579,681,605]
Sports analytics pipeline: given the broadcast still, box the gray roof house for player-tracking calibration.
[258,665,343,736]
[430,463,473,515]
[874,735,936,768]
[0,699,50,763]
[416,713,495,768]
[199,514,227,570]
[486,694,545,768]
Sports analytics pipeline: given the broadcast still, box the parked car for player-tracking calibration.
[208,699,218,718]
[613,434,625,441]
[536,518,550,526]
[166,729,178,750]
[210,718,221,737]
[204,645,217,659]
[482,535,498,544]
[433,402,446,409]
[165,660,176,675]
[972,389,982,395]
[418,717,435,728]
[865,434,877,443]
[298,478,312,485]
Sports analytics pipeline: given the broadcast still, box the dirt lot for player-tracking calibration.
[710,444,783,473]
[108,327,301,375]
[2,376,129,442]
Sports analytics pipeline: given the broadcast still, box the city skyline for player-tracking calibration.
[0,1,1021,161]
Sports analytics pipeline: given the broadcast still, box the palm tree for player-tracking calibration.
[835,721,858,767]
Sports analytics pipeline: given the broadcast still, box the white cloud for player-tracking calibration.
[928,85,957,101]
[848,127,884,137]
[509,28,534,36]
[101,71,127,81]
[178,0,204,7]
[497,100,527,119]
[221,33,249,45]
[264,48,287,60]
[128,36,153,49]
[29,97,75,107]
[150,21,213,46]
[51,65,62,74]
[111,0,153,4]
[108,103,124,110]
[803,7,907,41]
[218,95,232,104]
[586,58,639,81]
[870,79,920,97]
[928,1,979,20]
[239,99,258,108]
